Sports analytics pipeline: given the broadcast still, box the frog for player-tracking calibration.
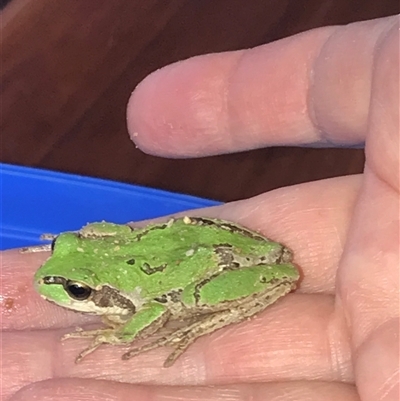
[32,216,300,367]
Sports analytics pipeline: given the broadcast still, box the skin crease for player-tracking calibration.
[1,14,398,401]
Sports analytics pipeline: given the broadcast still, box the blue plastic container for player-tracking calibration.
[0,163,220,250]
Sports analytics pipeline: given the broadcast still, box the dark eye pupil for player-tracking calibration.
[66,281,92,300]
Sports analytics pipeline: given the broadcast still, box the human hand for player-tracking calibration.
[2,15,398,401]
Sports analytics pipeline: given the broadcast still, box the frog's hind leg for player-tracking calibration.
[20,244,52,253]
[122,273,295,367]
[20,233,57,253]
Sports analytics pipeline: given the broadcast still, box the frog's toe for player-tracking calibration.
[74,340,105,363]
[163,346,187,367]
[61,328,103,340]
[122,343,157,360]
[122,333,193,367]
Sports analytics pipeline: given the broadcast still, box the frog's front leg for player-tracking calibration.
[62,302,170,363]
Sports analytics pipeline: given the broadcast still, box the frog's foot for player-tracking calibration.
[62,328,125,363]
[122,334,194,367]
[40,233,58,241]
[121,332,195,367]
[20,244,52,253]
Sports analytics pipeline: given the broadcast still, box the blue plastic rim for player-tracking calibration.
[0,163,221,250]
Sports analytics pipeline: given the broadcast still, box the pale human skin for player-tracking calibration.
[1,15,398,401]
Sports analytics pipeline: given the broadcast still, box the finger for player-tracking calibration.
[127,16,397,157]
[2,293,352,390]
[10,378,359,401]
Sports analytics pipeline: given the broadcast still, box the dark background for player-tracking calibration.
[2,1,399,202]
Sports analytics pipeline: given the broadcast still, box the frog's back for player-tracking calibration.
[132,217,282,264]
[42,218,288,297]
[138,217,267,247]
[118,217,291,296]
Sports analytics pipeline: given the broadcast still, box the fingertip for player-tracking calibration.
[127,65,173,155]
[126,53,238,157]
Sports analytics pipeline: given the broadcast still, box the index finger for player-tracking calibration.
[127,16,395,157]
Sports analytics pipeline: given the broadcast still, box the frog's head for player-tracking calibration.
[34,232,136,317]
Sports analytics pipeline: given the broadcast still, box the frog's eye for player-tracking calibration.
[65,281,92,300]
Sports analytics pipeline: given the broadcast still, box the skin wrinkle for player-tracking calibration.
[310,18,398,149]
[228,43,307,147]
[380,370,400,399]
[367,130,400,196]
[225,27,350,148]
[308,25,343,146]
[226,50,247,149]
[327,309,353,382]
